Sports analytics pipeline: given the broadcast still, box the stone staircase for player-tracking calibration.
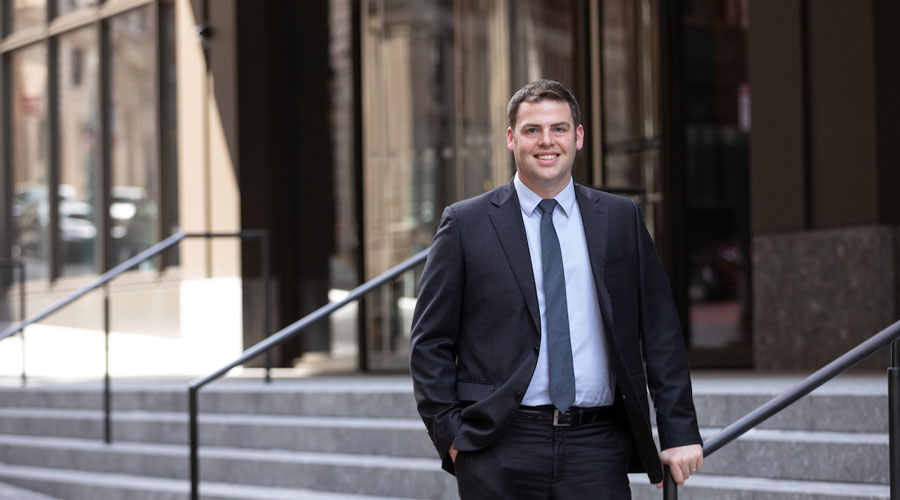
[637,372,890,500]
[0,372,889,500]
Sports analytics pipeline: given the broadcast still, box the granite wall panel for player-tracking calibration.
[753,226,900,370]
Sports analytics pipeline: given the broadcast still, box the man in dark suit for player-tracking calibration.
[409,79,702,499]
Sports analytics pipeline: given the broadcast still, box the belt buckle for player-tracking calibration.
[552,409,572,427]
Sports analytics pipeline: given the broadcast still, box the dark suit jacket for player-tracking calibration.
[409,180,701,484]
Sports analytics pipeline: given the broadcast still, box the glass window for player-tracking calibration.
[110,6,158,269]
[602,0,644,147]
[361,0,579,369]
[5,2,177,282]
[600,0,662,237]
[12,0,46,33]
[511,0,577,88]
[10,43,50,281]
[56,0,98,17]
[57,26,99,277]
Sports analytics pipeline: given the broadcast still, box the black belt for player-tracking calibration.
[515,405,615,427]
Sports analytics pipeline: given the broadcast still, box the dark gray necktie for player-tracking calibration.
[538,199,575,413]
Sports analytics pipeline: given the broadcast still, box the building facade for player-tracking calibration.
[1,0,897,375]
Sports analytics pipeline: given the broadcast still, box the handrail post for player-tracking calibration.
[103,283,112,444]
[262,233,272,384]
[890,341,900,500]
[189,386,200,500]
[18,261,26,387]
[663,466,677,500]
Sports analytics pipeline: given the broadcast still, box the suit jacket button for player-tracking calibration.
[533,346,539,354]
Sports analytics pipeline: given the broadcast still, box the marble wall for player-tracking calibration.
[752,225,900,370]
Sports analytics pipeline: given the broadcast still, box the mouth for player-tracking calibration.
[534,153,560,164]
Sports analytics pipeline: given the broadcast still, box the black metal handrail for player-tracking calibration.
[0,258,26,385]
[0,230,271,444]
[663,319,900,499]
[187,247,430,500]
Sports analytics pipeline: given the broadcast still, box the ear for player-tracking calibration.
[506,127,515,152]
[575,124,584,151]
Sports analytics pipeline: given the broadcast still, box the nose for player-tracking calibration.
[538,129,552,146]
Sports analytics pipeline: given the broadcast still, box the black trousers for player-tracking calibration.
[454,414,634,500]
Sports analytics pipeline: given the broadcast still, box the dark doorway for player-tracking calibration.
[674,0,752,367]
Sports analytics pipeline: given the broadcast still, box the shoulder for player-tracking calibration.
[445,182,514,219]
[574,183,640,216]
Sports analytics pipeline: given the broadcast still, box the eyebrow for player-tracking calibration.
[520,121,571,130]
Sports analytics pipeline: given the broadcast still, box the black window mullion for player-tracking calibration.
[98,20,111,272]
[48,38,61,281]
[159,0,178,269]
[596,0,608,187]
[1,53,10,260]
[152,0,165,270]
[2,0,9,38]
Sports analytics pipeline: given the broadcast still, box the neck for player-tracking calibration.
[519,177,570,199]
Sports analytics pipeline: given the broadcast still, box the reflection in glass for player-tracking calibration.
[363,0,446,284]
[362,0,436,369]
[12,0,46,33]
[110,7,158,269]
[511,0,577,88]
[364,0,578,280]
[10,43,50,281]
[324,0,359,370]
[362,0,577,369]
[602,0,643,146]
[56,0,98,17]
[600,0,661,237]
[57,26,100,277]
[367,269,420,370]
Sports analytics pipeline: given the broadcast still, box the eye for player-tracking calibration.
[525,127,537,134]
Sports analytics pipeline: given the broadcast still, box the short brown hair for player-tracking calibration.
[507,79,581,129]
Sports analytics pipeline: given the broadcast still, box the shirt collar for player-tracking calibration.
[513,173,576,218]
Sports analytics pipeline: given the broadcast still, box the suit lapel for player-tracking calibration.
[488,182,541,333]
[577,186,635,398]
[576,185,615,333]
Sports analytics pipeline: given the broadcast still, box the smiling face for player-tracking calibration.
[507,99,584,199]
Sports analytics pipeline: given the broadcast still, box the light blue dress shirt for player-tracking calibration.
[515,174,615,408]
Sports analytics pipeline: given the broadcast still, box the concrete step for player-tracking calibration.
[690,373,888,433]
[0,463,888,500]
[692,392,887,433]
[696,427,888,484]
[0,408,435,457]
[627,473,890,500]
[0,407,889,484]
[0,434,458,499]
[0,373,888,432]
[0,428,889,492]
[0,463,419,500]
[0,379,419,418]
[0,373,891,499]
[0,478,62,500]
